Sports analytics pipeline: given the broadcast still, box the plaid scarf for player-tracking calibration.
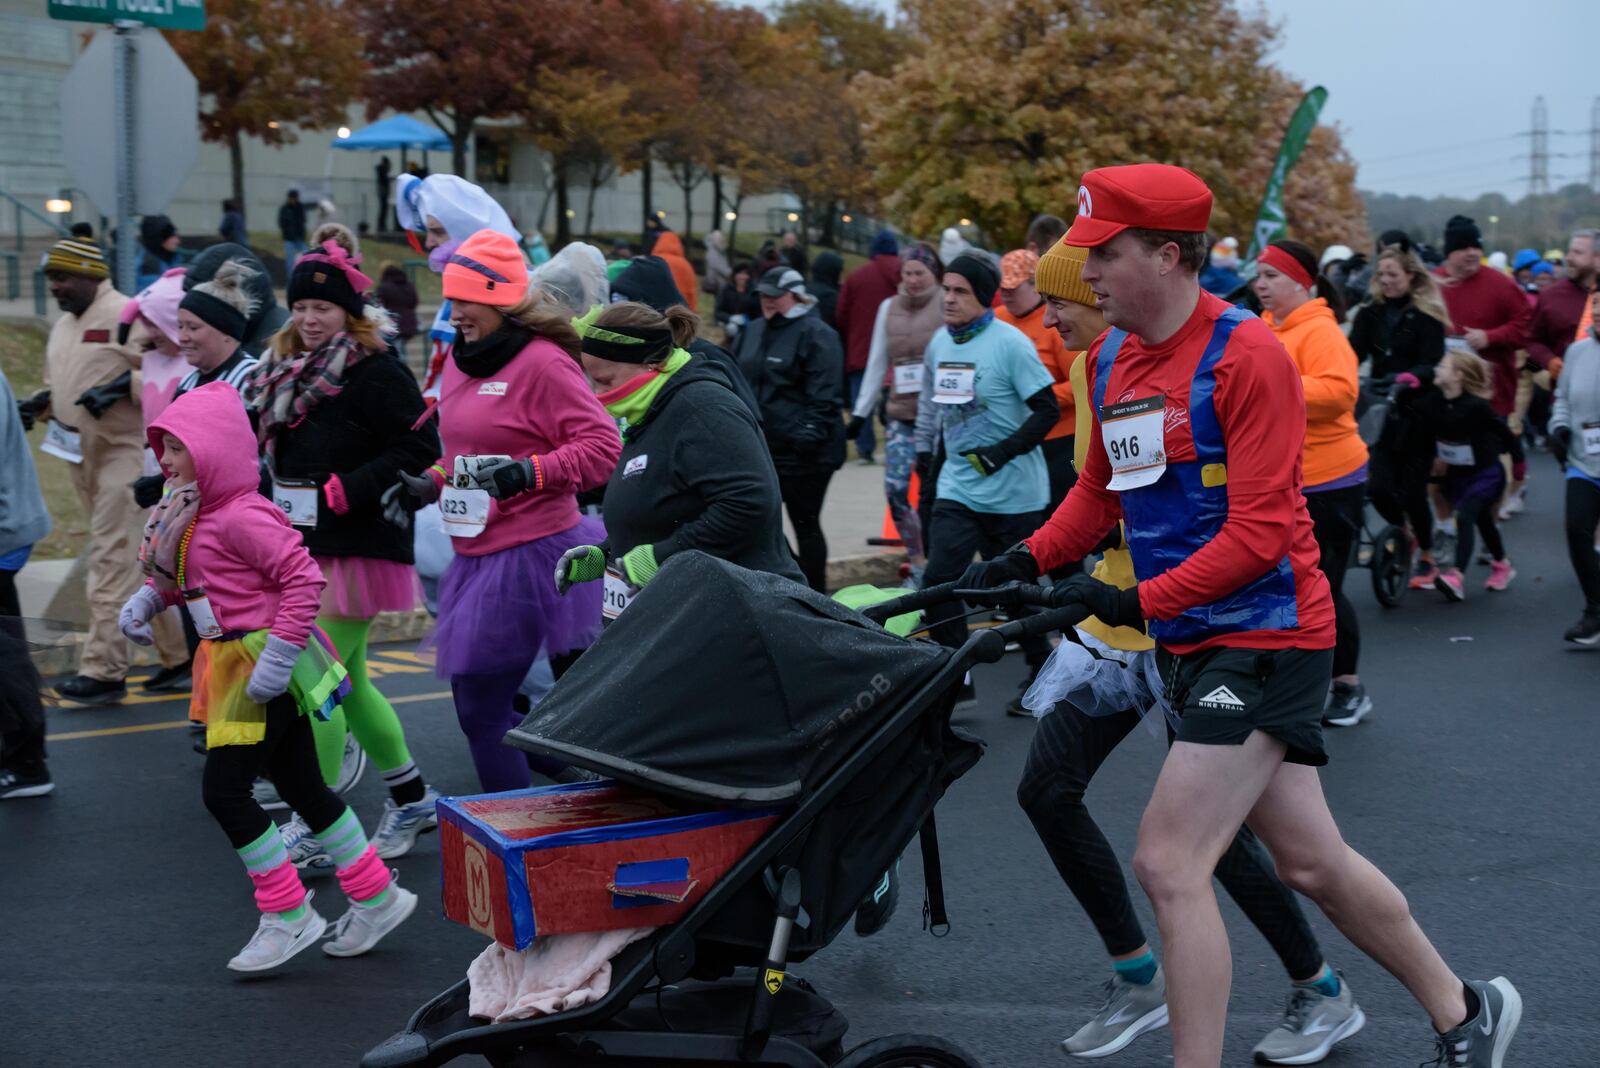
[139,480,202,594]
[245,332,370,456]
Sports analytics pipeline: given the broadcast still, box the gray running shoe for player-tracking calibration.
[1427,977,1521,1067]
[1061,968,1168,1058]
[1252,973,1365,1064]
[1324,683,1372,728]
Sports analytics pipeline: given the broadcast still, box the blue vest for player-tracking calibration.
[1092,308,1298,644]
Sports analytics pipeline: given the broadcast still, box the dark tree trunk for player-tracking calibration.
[641,154,654,244]
[711,172,724,225]
[682,179,693,242]
[818,198,838,248]
[451,125,470,177]
[554,156,572,247]
[228,131,245,220]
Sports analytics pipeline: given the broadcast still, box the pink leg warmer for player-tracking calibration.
[251,859,308,914]
[336,844,392,903]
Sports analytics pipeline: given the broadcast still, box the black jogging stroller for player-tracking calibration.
[362,553,1081,1068]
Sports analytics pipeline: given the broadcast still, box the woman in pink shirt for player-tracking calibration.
[402,229,620,791]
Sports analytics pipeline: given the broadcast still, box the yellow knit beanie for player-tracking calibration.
[1035,238,1094,307]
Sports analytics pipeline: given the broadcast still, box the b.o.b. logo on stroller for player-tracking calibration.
[815,673,892,749]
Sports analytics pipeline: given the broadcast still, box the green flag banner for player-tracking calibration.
[1245,86,1328,263]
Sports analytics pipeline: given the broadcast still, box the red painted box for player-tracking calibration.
[439,780,782,950]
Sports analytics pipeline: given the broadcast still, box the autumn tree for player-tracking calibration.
[525,67,652,245]
[168,0,364,212]
[359,0,541,176]
[854,0,1330,245]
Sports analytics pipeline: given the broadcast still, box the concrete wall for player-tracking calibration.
[0,3,796,247]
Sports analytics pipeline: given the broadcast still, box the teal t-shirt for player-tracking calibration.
[927,318,1053,514]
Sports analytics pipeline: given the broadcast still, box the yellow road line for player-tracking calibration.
[47,690,453,742]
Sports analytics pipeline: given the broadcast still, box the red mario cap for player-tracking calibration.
[1064,164,1213,248]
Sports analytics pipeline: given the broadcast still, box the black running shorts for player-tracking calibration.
[1156,645,1333,766]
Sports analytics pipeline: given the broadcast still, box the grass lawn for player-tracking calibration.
[2,321,87,560]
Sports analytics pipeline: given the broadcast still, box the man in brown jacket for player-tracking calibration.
[36,238,185,705]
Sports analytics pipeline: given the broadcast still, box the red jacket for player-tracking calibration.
[835,255,901,374]
[1433,265,1530,416]
[1026,292,1335,655]
[1525,277,1592,369]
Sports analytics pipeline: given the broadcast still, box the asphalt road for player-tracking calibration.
[3,474,1596,1068]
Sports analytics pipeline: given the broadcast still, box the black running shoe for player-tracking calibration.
[854,863,899,936]
[55,675,126,707]
[0,768,54,800]
[142,661,193,693]
[1564,613,1600,647]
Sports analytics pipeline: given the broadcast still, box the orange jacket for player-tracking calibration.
[650,232,698,313]
[1263,297,1367,486]
[995,300,1073,439]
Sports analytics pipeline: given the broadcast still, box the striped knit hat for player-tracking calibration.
[1035,238,1095,308]
[45,237,109,280]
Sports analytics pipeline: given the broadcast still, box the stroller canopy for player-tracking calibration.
[506,552,948,806]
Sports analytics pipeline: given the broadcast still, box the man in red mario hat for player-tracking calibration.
[961,165,1520,1068]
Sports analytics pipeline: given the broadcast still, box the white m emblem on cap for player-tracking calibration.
[1076,185,1093,217]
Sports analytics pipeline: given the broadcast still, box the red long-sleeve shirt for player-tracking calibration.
[1433,266,1531,416]
[1025,292,1335,654]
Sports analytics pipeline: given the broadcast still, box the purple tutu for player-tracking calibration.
[315,555,422,619]
[424,515,605,677]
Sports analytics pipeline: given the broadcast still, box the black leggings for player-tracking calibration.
[1369,446,1433,551]
[1567,477,1600,615]
[1450,483,1506,570]
[0,571,47,776]
[1017,700,1323,979]
[778,469,833,592]
[202,696,348,850]
[1304,484,1363,677]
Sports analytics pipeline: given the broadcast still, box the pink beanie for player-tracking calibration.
[442,230,529,307]
[118,267,187,346]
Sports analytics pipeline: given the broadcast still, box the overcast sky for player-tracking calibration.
[1259,0,1598,200]
[846,0,1599,202]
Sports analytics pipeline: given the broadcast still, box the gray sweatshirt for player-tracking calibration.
[0,367,52,560]
[1551,334,1600,481]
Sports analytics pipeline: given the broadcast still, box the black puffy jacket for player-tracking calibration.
[732,306,845,475]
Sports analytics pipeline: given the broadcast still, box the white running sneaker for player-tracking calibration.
[323,876,418,957]
[371,786,441,860]
[226,891,327,972]
[280,813,334,871]
[332,734,367,795]
[1061,969,1169,1058]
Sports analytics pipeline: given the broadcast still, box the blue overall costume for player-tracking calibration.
[1092,307,1298,645]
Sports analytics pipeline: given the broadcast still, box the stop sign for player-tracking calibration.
[59,29,199,216]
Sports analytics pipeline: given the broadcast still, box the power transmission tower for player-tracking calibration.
[1530,96,1550,196]
[1591,96,1599,194]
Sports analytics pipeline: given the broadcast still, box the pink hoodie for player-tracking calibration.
[434,335,620,556]
[148,382,325,646]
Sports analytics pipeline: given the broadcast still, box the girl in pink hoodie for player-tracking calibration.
[117,382,417,972]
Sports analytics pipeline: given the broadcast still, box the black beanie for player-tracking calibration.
[178,288,247,340]
[1376,229,1412,254]
[287,255,364,318]
[1443,216,1482,256]
[947,252,999,309]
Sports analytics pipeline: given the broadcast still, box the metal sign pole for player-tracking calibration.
[112,20,140,291]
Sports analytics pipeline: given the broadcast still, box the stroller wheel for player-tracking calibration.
[833,1033,982,1068]
[1371,524,1410,608]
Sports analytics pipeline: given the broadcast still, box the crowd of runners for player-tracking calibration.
[4,158,1595,1068]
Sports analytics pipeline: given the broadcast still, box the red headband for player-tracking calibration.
[1259,245,1314,290]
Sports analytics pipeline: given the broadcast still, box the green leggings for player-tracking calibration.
[312,616,414,784]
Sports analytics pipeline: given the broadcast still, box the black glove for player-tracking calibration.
[961,445,1010,478]
[1551,425,1571,468]
[397,468,441,507]
[1049,573,1144,629]
[470,456,537,499]
[132,474,166,509]
[957,543,1040,590]
[914,451,933,483]
[17,389,50,432]
[76,371,132,420]
[845,415,866,440]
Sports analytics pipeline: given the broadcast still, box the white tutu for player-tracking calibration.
[1022,628,1174,732]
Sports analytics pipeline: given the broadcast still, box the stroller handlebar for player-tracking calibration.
[858,581,1055,624]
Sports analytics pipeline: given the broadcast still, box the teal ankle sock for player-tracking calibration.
[1113,949,1158,986]
[1298,964,1341,998]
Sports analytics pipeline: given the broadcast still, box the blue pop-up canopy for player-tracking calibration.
[332,115,451,152]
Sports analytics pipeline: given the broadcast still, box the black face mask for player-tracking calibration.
[453,322,535,378]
